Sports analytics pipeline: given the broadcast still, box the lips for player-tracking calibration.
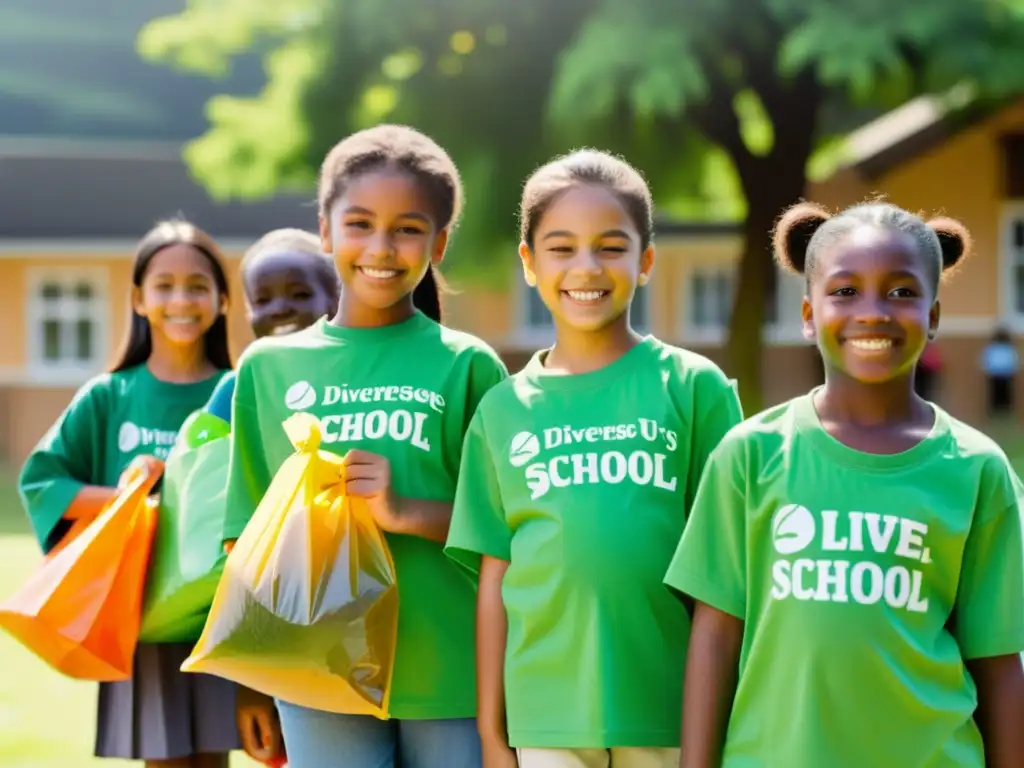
[166,316,201,325]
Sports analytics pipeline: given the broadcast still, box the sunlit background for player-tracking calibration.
[4,0,1024,763]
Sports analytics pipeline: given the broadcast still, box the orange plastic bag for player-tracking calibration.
[182,413,398,718]
[0,465,159,681]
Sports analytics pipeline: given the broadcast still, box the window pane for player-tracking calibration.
[1016,264,1024,315]
[75,282,94,300]
[41,282,62,301]
[43,320,62,361]
[76,319,93,361]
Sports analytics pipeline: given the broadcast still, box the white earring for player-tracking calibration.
[525,274,537,287]
[637,273,649,287]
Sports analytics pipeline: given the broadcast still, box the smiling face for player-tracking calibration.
[520,184,653,334]
[133,244,223,349]
[243,250,337,338]
[803,225,939,385]
[319,169,447,325]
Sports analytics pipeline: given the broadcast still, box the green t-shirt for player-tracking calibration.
[664,392,1024,768]
[19,365,228,553]
[445,337,743,748]
[223,312,508,720]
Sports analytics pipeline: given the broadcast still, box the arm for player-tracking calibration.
[681,603,743,768]
[390,497,453,543]
[19,378,111,552]
[967,655,1024,767]
[477,555,511,745]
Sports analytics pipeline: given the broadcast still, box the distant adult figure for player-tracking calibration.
[981,327,1019,416]
[916,341,942,400]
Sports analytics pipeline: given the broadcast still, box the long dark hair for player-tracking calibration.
[110,219,232,373]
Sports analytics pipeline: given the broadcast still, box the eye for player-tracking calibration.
[829,286,857,297]
[601,245,628,254]
[292,290,313,300]
[345,219,372,230]
[547,245,574,254]
[890,286,918,298]
[395,225,426,235]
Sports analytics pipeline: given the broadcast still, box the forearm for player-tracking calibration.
[968,655,1024,767]
[680,603,743,768]
[392,497,453,543]
[477,556,511,744]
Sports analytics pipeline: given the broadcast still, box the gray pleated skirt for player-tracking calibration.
[95,642,242,759]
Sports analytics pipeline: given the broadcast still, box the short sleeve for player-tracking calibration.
[664,437,748,619]
[687,373,743,508]
[222,359,272,542]
[954,468,1024,659]
[18,378,108,553]
[464,348,509,429]
[204,371,237,424]
[445,408,512,574]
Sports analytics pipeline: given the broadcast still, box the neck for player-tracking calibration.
[545,318,639,375]
[147,334,213,383]
[815,371,926,427]
[332,294,416,329]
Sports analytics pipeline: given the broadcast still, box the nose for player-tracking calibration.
[368,229,395,259]
[569,247,602,274]
[852,293,891,324]
[265,297,296,319]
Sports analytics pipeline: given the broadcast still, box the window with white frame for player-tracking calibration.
[522,285,650,332]
[687,267,734,336]
[27,272,106,375]
[1005,207,1024,319]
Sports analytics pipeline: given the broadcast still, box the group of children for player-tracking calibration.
[16,123,1024,768]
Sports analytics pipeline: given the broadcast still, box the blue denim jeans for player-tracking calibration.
[275,699,482,768]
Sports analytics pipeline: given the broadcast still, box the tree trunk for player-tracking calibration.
[723,173,807,414]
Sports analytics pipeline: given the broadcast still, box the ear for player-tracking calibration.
[801,294,815,342]
[217,293,229,317]
[637,245,655,287]
[431,228,449,266]
[518,241,537,287]
[928,300,941,339]
[318,214,332,255]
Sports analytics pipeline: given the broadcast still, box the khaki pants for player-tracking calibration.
[517,747,679,768]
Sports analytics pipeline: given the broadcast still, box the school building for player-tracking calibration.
[1,93,1022,464]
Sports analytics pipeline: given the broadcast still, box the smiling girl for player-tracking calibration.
[667,201,1024,768]
[221,125,507,768]
[444,149,742,768]
[19,220,238,768]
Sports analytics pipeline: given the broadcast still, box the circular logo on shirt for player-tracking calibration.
[118,421,141,453]
[508,431,540,467]
[771,504,816,555]
[284,380,317,411]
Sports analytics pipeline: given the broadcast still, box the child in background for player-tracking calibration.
[444,149,742,768]
[222,124,508,768]
[202,228,340,767]
[204,228,340,423]
[19,220,239,768]
[667,201,1024,768]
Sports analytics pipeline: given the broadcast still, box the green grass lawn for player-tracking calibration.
[2,423,1024,765]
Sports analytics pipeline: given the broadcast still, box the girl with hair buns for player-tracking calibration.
[665,200,1024,767]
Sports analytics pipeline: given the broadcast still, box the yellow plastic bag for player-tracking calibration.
[182,413,398,717]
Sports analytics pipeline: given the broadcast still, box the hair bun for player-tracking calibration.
[926,217,971,272]
[772,203,832,275]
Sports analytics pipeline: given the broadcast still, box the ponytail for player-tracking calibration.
[413,266,442,323]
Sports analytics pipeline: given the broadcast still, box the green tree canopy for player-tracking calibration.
[141,0,1024,409]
